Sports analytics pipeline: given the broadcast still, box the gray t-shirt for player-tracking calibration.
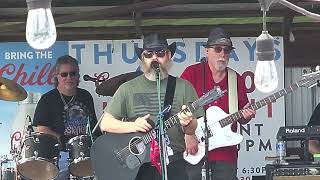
[106,75,201,154]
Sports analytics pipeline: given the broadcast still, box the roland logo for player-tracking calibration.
[285,127,306,133]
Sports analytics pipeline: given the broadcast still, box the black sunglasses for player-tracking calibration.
[59,71,78,77]
[143,50,167,58]
[209,46,232,54]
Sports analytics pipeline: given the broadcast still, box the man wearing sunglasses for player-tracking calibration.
[181,28,256,180]
[33,55,100,179]
[99,33,202,180]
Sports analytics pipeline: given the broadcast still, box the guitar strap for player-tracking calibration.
[228,68,238,113]
[163,75,176,120]
[150,75,176,173]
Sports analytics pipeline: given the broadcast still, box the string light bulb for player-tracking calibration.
[254,30,278,93]
[26,0,56,50]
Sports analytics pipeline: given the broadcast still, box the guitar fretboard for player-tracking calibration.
[219,82,300,128]
[140,100,200,144]
[138,86,225,145]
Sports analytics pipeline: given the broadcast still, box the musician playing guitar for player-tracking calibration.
[99,33,201,180]
[180,27,256,180]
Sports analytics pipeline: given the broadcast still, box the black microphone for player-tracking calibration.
[151,61,160,72]
[83,75,104,82]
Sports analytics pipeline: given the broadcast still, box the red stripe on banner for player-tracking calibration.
[267,102,272,118]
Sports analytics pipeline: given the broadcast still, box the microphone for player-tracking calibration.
[83,75,104,82]
[151,61,160,72]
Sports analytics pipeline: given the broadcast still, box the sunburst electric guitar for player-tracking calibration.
[90,86,225,180]
[184,70,320,165]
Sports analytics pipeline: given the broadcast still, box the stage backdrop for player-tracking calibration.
[0,37,284,179]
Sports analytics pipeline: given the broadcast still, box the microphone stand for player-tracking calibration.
[86,117,94,143]
[155,69,168,180]
[201,57,210,180]
[92,113,105,134]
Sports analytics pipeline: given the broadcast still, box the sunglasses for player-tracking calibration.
[143,50,167,58]
[59,71,78,77]
[209,46,232,54]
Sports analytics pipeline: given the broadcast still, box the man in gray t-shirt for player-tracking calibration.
[100,33,200,180]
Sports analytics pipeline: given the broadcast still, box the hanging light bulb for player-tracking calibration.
[254,30,278,93]
[26,0,56,50]
[289,30,295,42]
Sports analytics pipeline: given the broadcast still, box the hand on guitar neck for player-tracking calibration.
[178,105,197,135]
[238,102,256,124]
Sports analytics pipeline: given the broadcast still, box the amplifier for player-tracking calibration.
[266,163,320,180]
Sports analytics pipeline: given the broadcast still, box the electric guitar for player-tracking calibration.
[184,70,320,165]
[90,86,225,180]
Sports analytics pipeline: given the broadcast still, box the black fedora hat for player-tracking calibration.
[204,27,235,49]
[135,33,176,60]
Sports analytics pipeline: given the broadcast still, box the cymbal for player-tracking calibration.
[0,77,27,101]
[96,71,142,97]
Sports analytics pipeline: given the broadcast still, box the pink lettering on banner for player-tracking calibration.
[0,63,55,86]
[10,131,22,154]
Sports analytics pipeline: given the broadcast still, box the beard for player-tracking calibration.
[141,60,172,81]
[215,59,228,72]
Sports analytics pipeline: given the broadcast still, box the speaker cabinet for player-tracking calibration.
[266,163,320,180]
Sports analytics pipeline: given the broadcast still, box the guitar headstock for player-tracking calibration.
[299,70,320,88]
[197,86,226,107]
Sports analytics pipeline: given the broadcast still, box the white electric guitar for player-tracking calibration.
[184,70,320,165]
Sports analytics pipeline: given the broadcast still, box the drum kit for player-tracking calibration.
[1,72,140,180]
[0,77,95,180]
[15,132,94,180]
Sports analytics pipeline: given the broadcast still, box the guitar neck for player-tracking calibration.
[219,82,300,128]
[141,101,200,145]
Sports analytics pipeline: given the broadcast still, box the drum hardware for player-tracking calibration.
[1,155,20,180]
[33,151,38,158]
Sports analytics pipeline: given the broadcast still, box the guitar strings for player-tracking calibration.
[115,113,182,160]
[115,132,153,160]
[115,106,198,160]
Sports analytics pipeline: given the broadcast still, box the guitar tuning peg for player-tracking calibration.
[302,69,308,75]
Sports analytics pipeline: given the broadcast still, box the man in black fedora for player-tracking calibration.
[99,32,201,180]
[181,27,256,180]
